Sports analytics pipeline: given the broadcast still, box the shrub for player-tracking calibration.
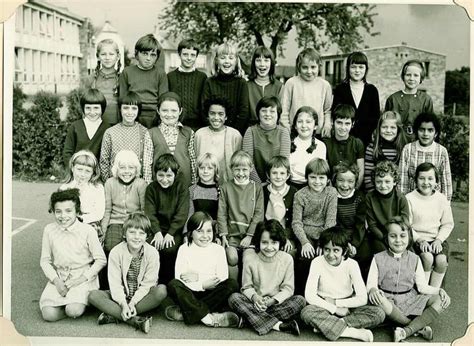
[66,87,86,123]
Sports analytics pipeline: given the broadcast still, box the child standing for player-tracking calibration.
[149,91,196,187]
[367,217,451,342]
[202,43,250,135]
[102,150,148,255]
[324,104,364,189]
[301,227,385,342]
[366,160,410,255]
[85,39,121,125]
[332,51,380,146]
[406,163,454,288]
[263,156,298,257]
[145,154,189,284]
[400,112,452,201]
[242,96,291,183]
[289,106,327,189]
[119,34,168,128]
[99,91,153,184]
[280,48,332,137]
[217,150,264,282]
[88,213,167,334]
[292,158,337,294]
[364,111,408,192]
[167,39,208,131]
[194,95,242,183]
[166,212,240,327]
[247,46,283,125]
[63,89,111,167]
[385,60,434,139]
[228,220,306,336]
[40,189,106,321]
[333,162,371,279]
[60,150,105,241]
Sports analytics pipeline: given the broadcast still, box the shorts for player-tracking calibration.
[413,239,449,260]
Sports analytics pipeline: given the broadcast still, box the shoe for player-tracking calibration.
[134,316,152,334]
[394,327,407,342]
[97,312,118,325]
[313,327,320,334]
[280,320,300,336]
[211,312,240,327]
[416,326,433,341]
[237,316,245,329]
[165,305,184,321]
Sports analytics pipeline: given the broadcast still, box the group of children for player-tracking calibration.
[39,33,455,342]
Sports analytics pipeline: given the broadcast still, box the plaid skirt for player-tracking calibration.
[385,288,431,316]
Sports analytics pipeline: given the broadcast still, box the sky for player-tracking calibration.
[48,0,470,70]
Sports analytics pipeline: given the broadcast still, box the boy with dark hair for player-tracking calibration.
[324,104,364,188]
[167,39,208,130]
[119,34,168,128]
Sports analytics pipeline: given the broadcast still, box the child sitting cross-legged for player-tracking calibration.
[301,226,385,342]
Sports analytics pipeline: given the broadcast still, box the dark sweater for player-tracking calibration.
[168,69,207,130]
[144,178,189,237]
[263,184,297,241]
[202,74,250,135]
[332,82,380,147]
[336,190,366,248]
[63,119,111,167]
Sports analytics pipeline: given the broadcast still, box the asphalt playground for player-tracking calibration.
[6,180,470,344]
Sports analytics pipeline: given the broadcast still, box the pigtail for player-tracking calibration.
[306,132,317,154]
[93,60,101,88]
[290,126,298,153]
[113,58,122,96]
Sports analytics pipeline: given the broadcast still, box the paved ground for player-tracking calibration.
[7,181,470,343]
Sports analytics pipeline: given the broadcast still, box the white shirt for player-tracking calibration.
[290,137,326,183]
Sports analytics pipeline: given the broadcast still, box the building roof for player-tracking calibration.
[100,20,118,34]
[29,0,84,22]
[322,44,446,59]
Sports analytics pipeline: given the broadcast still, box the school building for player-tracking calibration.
[13,0,95,94]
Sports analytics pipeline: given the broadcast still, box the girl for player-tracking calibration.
[166,212,240,327]
[185,153,220,235]
[201,42,250,135]
[364,111,408,192]
[280,48,332,137]
[228,220,306,336]
[40,188,106,321]
[63,88,111,167]
[247,46,283,125]
[367,217,451,342]
[385,59,434,139]
[60,150,105,241]
[88,213,167,334]
[332,51,380,146]
[301,227,385,342]
[292,158,337,294]
[99,91,153,184]
[194,95,242,183]
[149,91,196,188]
[406,163,454,288]
[101,150,148,255]
[242,96,291,183]
[289,106,327,189]
[85,39,121,125]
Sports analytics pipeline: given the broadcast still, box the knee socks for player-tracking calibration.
[404,306,439,337]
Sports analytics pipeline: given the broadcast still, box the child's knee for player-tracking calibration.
[65,304,86,318]
[226,246,239,266]
[152,284,168,300]
[41,307,63,322]
[420,252,434,266]
[434,255,448,272]
[88,290,102,305]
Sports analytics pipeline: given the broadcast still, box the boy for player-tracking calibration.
[324,104,364,189]
[167,39,208,131]
[63,88,111,167]
[145,154,189,284]
[119,34,168,129]
[217,150,264,282]
[194,95,242,183]
[263,156,298,257]
[366,160,410,254]
[301,227,385,341]
[399,112,452,201]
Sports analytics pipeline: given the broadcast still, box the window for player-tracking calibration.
[325,61,332,77]
[39,13,47,34]
[32,10,40,35]
[24,49,32,82]
[59,19,64,39]
[15,6,23,32]
[424,61,430,79]
[333,60,343,85]
[23,7,31,32]
[14,48,23,82]
[47,15,53,36]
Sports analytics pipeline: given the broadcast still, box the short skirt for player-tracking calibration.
[385,288,431,316]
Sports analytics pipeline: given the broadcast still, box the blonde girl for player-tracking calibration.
[280,48,332,137]
[289,106,327,189]
[86,39,121,125]
[364,111,408,191]
[202,42,250,135]
[60,150,105,239]
[247,46,283,125]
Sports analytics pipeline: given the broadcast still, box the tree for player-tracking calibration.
[159,1,378,60]
[444,67,469,116]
